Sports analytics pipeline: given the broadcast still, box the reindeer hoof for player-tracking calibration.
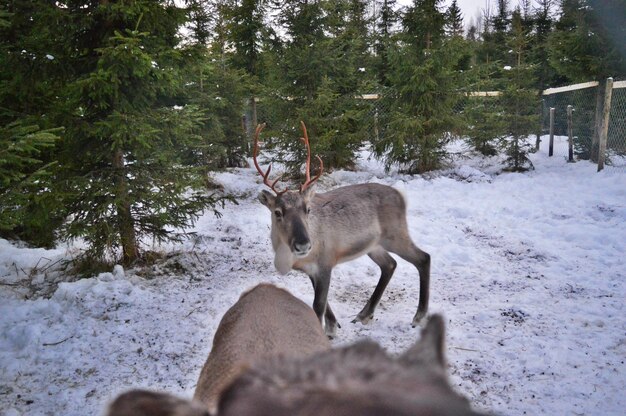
[325,323,338,339]
[352,313,374,325]
[412,310,427,327]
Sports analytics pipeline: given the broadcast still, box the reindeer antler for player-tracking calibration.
[253,123,289,195]
[299,121,324,193]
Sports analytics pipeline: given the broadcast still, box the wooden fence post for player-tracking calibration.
[597,77,613,172]
[374,108,380,143]
[567,105,574,162]
[549,107,555,157]
[535,133,541,151]
[536,99,544,150]
[591,79,606,162]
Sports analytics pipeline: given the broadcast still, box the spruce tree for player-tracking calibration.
[477,0,512,89]
[445,0,464,37]
[374,0,399,86]
[530,0,558,91]
[0,1,67,245]
[183,1,253,170]
[549,0,626,83]
[0,122,61,240]
[373,0,464,173]
[224,0,266,75]
[499,7,539,171]
[56,1,225,265]
[261,0,370,175]
[548,0,626,160]
[184,0,214,45]
[463,92,506,156]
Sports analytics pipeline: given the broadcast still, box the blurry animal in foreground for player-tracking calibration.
[216,314,487,416]
[108,283,329,415]
[107,285,488,416]
[193,283,330,412]
[107,389,209,416]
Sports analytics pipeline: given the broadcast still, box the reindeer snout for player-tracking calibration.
[293,240,312,257]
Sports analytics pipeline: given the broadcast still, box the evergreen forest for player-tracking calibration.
[1,0,625,266]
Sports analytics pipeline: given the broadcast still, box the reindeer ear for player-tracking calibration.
[107,389,209,416]
[258,190,276,209]
[399,314,446,371]
[301,185,316,203]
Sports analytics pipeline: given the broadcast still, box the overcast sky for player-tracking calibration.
[397,0,509,27]
[446,0,488,22]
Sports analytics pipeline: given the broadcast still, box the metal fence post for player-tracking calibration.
[549,107,555,157]
[597,78,614,172]
[567,105,574,162]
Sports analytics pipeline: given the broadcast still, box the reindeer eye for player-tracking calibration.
[274,209,283,219]
[306,207,311,215]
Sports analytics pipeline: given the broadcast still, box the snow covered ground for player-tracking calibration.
[1,136,625,416]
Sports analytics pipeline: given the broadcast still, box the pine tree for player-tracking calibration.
[183,1,253,170]
[460,8,503,156]
[322,0,372,95]
[184,0,214,45]
[261,0,370,175]
[403,0,446,51]
[374,0,399,86]
[463,92,506,156]
[548,0,595,82]
[548,0,626,83]
[499,7,539,171]
[183,45,253,171]
[530,0,558,91]
[372,0,464,173]
[224,0,266,75]
[445,0,464,37]
[0,1,67,245]
[548,0,626,160]
[0,122,61,239]
[55,1,225,265]
[478,0,511,86]
[466,22,478,42]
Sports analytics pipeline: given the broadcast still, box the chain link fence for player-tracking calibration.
[254,94,391,145]
[607,83,626,167]
[360,94,390,145]
[251,79,626,172]
[541,79,626,169]
[542,83,597,159]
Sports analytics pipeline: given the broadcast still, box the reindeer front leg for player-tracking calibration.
[309,272,338,338]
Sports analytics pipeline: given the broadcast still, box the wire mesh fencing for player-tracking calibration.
[542,83,597,161]
[607,82,626,168]
[250,79,625,173]
[360,94,393,145]
[541,79,626,170]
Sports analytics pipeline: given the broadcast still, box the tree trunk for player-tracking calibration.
[244,96,256,157]
[113,149,139,265]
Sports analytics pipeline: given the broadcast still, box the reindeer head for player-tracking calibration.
[255,122,323,260]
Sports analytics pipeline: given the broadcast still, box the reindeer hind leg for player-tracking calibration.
[383,235,430,326]
[353,247,397,325]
